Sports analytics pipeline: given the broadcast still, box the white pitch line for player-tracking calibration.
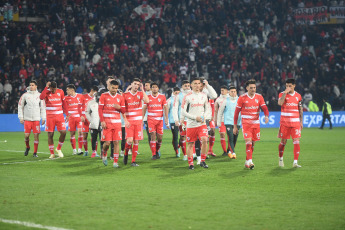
[0,158,56,165]
[0,218,73,230]
[0,150,50,154]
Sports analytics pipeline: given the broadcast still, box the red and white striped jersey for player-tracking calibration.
[123,91,143,125]
[279,91,302,128]
[81,93,94,116]
[98,92,125,129]
[236,93,266,127]
[39,87,65,117]
[145,93,167,121]
[63,94,83,118]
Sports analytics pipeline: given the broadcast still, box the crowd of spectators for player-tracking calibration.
[0,0,344,114]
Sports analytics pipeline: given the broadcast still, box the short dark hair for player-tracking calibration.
[191,77,201,83]
[182,80,190,86]
[30,80,37,86]
[173,87,180,92]
[50,81,57,88]
[110,80,119,86]
[286,78,296,85]
[91,85,98,92]
[150,82,159,88]
[145,80,152,85]
[107,76,115,80]
[229,85,236,90]
[220,85,228,90]
[246,79,256,87]
[133,78,141,83]
[66,84,76,91]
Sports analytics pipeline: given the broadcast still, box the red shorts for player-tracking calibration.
[209,120,215,129]
[186,125,208,143]
[68,117,82,132]
[219,122,226,133]
[45,115,66,132]
[278,125,301,139]
[24,121,41,134]
[179,121,187,136]
[101,126,122,141]
[148,119,164,135]
[82,120,90,133]
[242,124,260,142]
[125,123,143,140]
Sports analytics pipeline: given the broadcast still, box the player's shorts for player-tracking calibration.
[125,123,144,141]
[186,125,208,143]
[209,120,215,129]
[242,124,260,142]
[219,122,226,133]
[45,115,66,132]
[82,120,90,133]
[24,121,41,134]
[179,121,187,136]
[278,125,301,139]
[148,119,164,135]
[68,117,82,132]
[101,126,122,142]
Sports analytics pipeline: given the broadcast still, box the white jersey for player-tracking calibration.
[172,88,191,124]
[181,90,211,128]
[215,94,229,123]
[18,89,46,121]
[202,84,217,100]
[85,99,100,129]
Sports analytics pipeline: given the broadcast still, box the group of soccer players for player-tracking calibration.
[18,77,303,170]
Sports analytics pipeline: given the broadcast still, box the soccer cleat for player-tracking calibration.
[91,152,96,158]
[77,151,83,155]
[49,154,55,159]
[95,153,100,157]
[182,155,188,161]
[128,149,132,155]
[73,149,77,155]
[197,157,201,165]
[123,154,128,165]
[200,161,209,168]
[208,152,216,157]
[222,152,228,156]
[33,153,38,157]
[189,165,194,170]
[231,153,236,159]
[102,155,108,166]
[244,161,250,168]
[131,162,139,167]
[293,163,302,168]
[228,152,233,159]
[249,163,255,170]
[56,149,64,158]
[279,160,284,167]
[113,162,119,168]
[83,151,88,157]
[157,150,161,157]
[156,153,161,159]
[152,155,157,160]
[24,148,30,156]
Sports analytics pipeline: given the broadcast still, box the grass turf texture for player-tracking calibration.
[0,128,344,230]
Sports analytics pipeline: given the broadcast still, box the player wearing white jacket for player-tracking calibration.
[18,80,46,157]
[181,78,211,169]
[86,97,100,158]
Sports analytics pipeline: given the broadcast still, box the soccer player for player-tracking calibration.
[182,77,211,170]
[233,79,269,169]
[39,81,67,158]
[143,80,152,145]
[98,80,126,167]
[18,80,46,157]
[80,86,98,156]
[63,84,83,155]
[277,79,303,168]
[123,78,149,166]
[217,86,241,159]
[142,82,169,160]
[214,85,229,156]
[85,91,100,158]
[167,87,181,157]
[172,80,191,161]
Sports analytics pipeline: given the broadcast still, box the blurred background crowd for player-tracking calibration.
[0,0,344,114]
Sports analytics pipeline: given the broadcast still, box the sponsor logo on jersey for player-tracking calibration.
[285,103,298,106]
[245,106,259,110]
[49,98,61,102]
[68,103,79,106]
[191,103,204,107]
[128,101,140,106]
[149,104,161,107]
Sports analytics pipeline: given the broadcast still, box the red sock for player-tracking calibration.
[113,153,119,163]
[293,140,300,160]
[125,142,131,156]
[78,136,83,149]
[220,138,227,152]
[150,141,156,156]
[245,141,253,161]
[201,153,207,162]
[188,156,194,166]
[25,139,30,148]
[132,144,138,163]
[156,141,162,153]
[57,142,64,150]
[83,140,88,151]
[208,136,215,152]
[70,136,76,150]
[279,142,285,157]
[49,145,54,155]
[181,140,186,155]
[34,141,39,153]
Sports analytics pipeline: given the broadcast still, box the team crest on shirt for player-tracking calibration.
[117,98,120,102]
[137,95,140,99]
[244,133,247,137]
[255,99,258,103]
[158,98,161,102]
[128,97,131,100]
[296,97,298,101]
[187,137,190,141]
[57,93,60,96]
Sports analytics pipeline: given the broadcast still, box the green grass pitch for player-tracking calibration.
[0,128,344,230]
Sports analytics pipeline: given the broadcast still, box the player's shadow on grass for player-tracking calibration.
[268,167,296,176]
[219,168,254,179]
[149,159,205,177]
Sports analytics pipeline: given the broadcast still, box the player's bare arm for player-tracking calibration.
[142,104,147,120]
[278,88,290,106]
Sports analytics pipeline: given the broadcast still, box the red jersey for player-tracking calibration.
[279,91,302,128]
[123,91,144,125]
[145,93,167,121]
[81,93,94,116]
[63,94,83,118]
[235,93,266,127]
[98,92,125,129]
[209,99,215,118]
[39,87,65,117]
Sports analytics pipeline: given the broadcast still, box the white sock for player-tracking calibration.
[280,157,283,161]
[197,156,201,161]
[293,160,298,164]
[78,148,82,152]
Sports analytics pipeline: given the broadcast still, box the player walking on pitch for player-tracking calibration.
[167,87,181,157]
[277,79,303,168]
[18,80,46,157]
[233,79,269,169]
[214,85,229,156]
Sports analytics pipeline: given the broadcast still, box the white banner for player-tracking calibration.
[330,6,345,19]
[133,4,155,21]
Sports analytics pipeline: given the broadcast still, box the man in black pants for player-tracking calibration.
[167,87,180,157]
[143,80,152,145]
[320,99,333,129]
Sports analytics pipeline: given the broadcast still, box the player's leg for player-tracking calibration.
[156,133,163,158]
[219,126,227,156]
[278,138,287,167]
[244,137,254,169]
[102,140,110,166]
[120,127,126,156]
[33,133,39,157]
[70,130,77,155]
[48,132,55,158]
[131,140,139,166]
[77,128,83,154]
[90,129,99,158]
[144,121,151,144]
[112,140,120,167]
[131,124,143,166]
[170,123,180,157]
[292,138,301,168]
[226,125,235,158]
[155,122,164,159]
[187,142,195,169]
[24,132,30,156]
[83,132,89,156]
[194,140,201,164]
[150,131,157,160]
[232,125,240,159]
[208,127,216,156]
